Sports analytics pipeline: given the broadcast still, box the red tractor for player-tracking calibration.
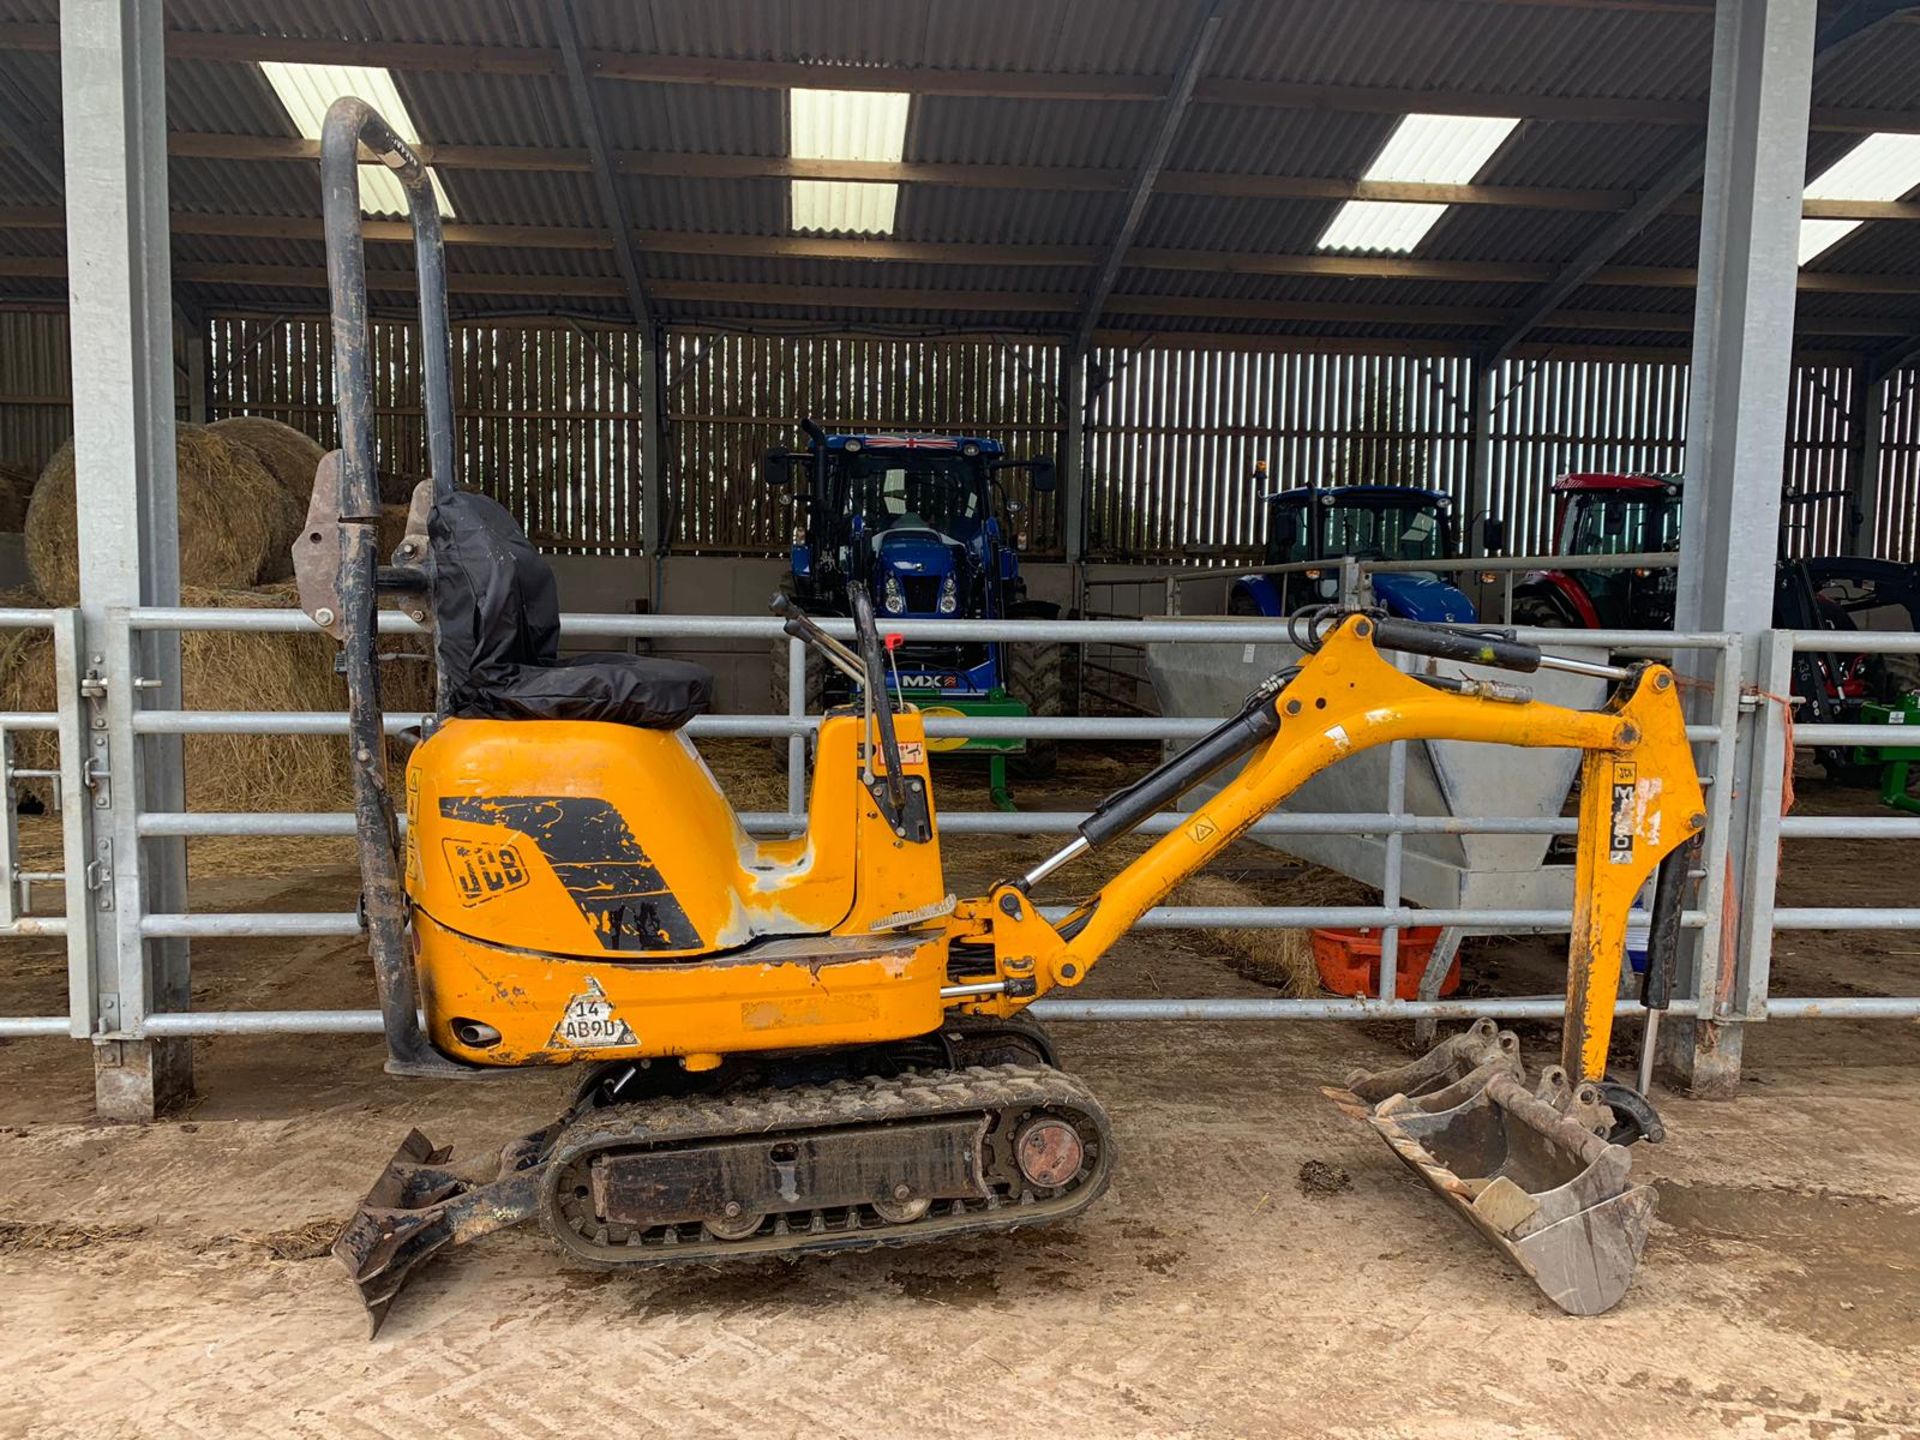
[1510,472,1683,631]
[1512,471,1920,782]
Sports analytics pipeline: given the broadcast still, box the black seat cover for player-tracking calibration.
[427,490,711,729]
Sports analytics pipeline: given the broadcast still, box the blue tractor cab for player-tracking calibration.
[1229,484,1478,623]
[763,420,1065,800]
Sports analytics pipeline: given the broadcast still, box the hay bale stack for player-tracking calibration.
[0,463,34,532]
[0,582,435,814]
[24,428,305,604]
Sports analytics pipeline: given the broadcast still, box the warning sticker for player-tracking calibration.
[1186,816,1218,844]
[404,769,422,886]
[1608,761,1637,864]
[550,976,637,1049]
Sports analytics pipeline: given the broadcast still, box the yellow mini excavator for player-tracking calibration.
[305,99,1708,1333]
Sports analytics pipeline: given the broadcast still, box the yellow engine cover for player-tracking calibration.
[403,711,951,1065]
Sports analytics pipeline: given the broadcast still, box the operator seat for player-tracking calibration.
[426,489,711,728]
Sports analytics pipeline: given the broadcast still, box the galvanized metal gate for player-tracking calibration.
[2,602,1916,1070]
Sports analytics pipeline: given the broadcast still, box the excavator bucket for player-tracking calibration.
[1324,1020,1654,1316]
[331,1128,551,1335]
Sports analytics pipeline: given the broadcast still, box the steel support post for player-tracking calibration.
[1060,346,1089,565]
[1847,365,1884,556]
[181,328,208,424]
[640,325,665,556]
[1663,0,1819,1097]
[1466,355,1498,557]
[60,0,192,1119]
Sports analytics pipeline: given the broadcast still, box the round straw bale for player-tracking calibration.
[0,463,35,532]
[0,581,437,817]
[207,416,325,509]
[23,427,305,603]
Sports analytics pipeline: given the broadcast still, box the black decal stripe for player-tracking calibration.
[438,796,705,953]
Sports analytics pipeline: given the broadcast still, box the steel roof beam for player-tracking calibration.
[1071,0,1228,359]
[1866,329,1920,384]
[0,68,64,196]
[548,0,652,334]
[1490,0,1920,359]
[15,21,1920,133]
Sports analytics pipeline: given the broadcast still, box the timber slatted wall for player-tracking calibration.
[667,331,1064,555]
[1,306,1906,566]
[1086,348,1477,563]
[1879,369,1920,564]
[208,316,649,554]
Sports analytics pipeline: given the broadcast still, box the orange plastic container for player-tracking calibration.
[1311,925,1458,1000]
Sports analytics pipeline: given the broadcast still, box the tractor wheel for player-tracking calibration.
[1512,592,1578,629]
[1007,601,1069,781]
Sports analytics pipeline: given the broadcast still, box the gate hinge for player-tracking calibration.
[82,755,111,809]
[85,838,113,910]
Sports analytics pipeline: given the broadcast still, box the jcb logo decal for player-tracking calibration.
[443,836,530,906]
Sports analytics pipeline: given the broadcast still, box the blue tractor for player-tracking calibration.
[764,420,1065,791]
[1228,483,1480,623]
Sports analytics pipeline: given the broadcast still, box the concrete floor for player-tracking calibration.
[1,759,1916,1438]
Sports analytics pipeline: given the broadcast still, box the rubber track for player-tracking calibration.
[540,1063,1113,1267]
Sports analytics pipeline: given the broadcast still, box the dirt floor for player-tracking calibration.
[1,747,1917,1439]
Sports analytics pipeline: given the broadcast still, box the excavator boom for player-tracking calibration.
[955,612,1705,1088]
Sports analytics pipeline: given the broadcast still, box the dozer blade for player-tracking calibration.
[1325,1020,1655,1317]
[331,1127,553,1336]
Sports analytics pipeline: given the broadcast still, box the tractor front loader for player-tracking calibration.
[304,97,1708,1334]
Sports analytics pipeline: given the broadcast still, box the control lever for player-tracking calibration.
[769,593,865,684]
[846,584,916,832]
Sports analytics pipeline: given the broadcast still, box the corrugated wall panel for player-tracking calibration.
[1087,346,1475,562]
[1485,356,1690,557]
[1781,362,1857,560]
[0,311,72,471]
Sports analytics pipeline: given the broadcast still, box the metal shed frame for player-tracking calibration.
[16,0,1919,1116]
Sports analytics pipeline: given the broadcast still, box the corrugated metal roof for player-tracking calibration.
[0,0,1912,353]
[1210,1,1713,100]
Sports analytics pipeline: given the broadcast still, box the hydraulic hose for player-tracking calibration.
[1078,690,1284,849]
[1367,617,1543,674]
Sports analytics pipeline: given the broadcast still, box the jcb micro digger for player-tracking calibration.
[305,98,1708,1332]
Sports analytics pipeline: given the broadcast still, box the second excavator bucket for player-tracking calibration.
[1325,1019,1655,1317]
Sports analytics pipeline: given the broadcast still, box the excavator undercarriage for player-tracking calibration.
[337,1018,1108,1330]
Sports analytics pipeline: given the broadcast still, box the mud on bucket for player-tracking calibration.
[1325,1019,1657,1317]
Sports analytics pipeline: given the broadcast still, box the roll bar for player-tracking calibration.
[321,96,465,1076]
